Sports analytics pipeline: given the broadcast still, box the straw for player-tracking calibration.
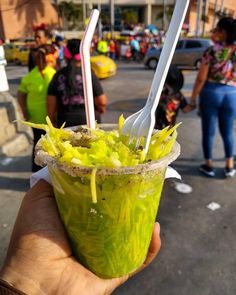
[80,9,100,129]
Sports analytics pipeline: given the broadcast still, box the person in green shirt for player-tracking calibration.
[97,37,108,55]
[17,45,57,172]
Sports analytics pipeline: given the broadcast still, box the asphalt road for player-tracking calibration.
[1,63,236,295]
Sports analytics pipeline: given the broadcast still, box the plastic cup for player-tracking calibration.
[35,124,180,279]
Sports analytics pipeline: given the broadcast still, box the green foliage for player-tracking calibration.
[58,1,83,30]
[122,10,138,25]
[101,11,110,25]
[201,14,209,23]
[156,5,174,22]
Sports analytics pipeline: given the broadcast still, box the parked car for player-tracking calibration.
[12,45,29,65]
[4,43,14,62]
[90,52,117,79]
[11,47,116,79]
[144,38,213,70]
[4,42,25,62]
[4,39,34,63]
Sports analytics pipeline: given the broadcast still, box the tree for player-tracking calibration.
[122,10,138,26]
[58,1,83,30]
[156,5,174,30]
[101,11,110,26]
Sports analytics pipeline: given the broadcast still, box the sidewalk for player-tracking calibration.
[0,147,31,267]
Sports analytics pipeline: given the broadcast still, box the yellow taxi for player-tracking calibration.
[12,45,29,65]
[4,43,117,79]
[102,31,120,40]
[90,52,116,79]
[4,43,14,62]
[4,42,26,62]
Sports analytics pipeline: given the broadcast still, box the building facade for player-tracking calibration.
[0,0,236,40]
[0,0,60,40]
[188,0,236,36]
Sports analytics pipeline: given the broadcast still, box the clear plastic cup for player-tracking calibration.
[35,124,180,278]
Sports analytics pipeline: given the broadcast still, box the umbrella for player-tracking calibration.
[146,24,158,35]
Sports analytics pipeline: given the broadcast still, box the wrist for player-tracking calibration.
[0,278,26,295]
[0,267,44,295]
[189,98,197,106]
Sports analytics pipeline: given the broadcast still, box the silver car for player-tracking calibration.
[144,38,213,70]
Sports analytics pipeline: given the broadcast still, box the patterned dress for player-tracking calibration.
[201,43,236,87]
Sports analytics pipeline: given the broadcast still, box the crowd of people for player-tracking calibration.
[32,24,163,63]
[94,31,162,62]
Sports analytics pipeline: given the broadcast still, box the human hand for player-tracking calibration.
[95,94,107,114]
[0,180,161,295]
[189,99,197,109]
[183,103,196,113]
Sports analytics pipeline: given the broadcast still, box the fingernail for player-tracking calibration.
[155,222,160,234]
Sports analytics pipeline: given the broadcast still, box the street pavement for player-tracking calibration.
[1,62,236,295]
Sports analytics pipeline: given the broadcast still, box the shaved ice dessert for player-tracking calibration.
[25,116,180,278]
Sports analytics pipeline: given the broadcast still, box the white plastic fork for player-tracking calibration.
[122,0,190,154]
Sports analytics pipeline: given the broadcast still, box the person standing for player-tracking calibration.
[54,35,66,69]
[108,39,116,60]
[190,17,236,178]
[130,36,140,60]
[47,39,107,128]
[97,36,108,56]
[28,24,50,71]
[17,45,57,172]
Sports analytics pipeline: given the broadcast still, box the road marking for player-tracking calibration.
[206,202,221,211]
[174,182,193,194]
